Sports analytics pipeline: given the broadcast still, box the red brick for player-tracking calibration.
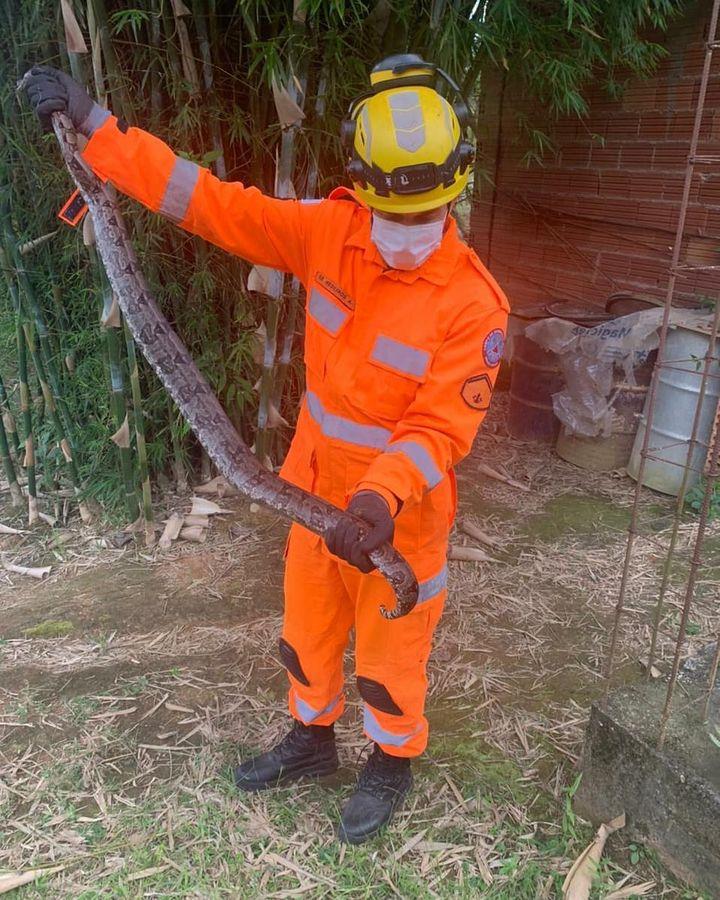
[620,145,655,168]
[698,178,720,205]
[638,113,672,139]
[653,146,691,168]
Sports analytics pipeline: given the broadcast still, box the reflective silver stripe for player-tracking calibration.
[300,198,322,205]
[387,440,443,487]
[294,691,341,725]
[371,335,429,379]
[308,287,348,336]
[81,104,111,137]
[159,157,200,223]
[307,392,391,450]
[418,566,448,604]
[388,90,425,153]
[363,706,419,748]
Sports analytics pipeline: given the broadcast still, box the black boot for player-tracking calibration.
[338,745,413,844]
[234,720,338,792]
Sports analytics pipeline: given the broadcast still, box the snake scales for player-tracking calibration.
[29,97,418,618]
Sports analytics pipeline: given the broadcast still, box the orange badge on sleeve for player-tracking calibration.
[461,374,492,411]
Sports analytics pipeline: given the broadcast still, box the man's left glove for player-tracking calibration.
[23,65,95,133]
[324,491,395,574]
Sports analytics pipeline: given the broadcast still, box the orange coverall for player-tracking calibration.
[80,114,509,757]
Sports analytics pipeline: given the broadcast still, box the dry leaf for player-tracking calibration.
[60,0,87,53]
[101,293,121,328]
[183,514,209,528]
[271,78,305,128]
[3,562,51,579]
[604,882,655,899]
[562,813,625,899]
[127,865,170,882]
[27,495,39,525]
[251,320,266,364]
[190,497,231,516]
[247,265,276,295]
[476,462,530,492]
[0,865,64,894]
[449,544,497,563]
[18,231,57,256]
[169,0,190,14]
[195,476,238,497]
[60,438,73,462]
[460,518,502,549]
[159,512,184,550]
[0,524,27,535]
[110,415,130,449]
[267,402,289,428]
[82,212,95,246]
[22,435,34,468]
[38,512,57,527]
[293,0,307,23]
[179,526,206,543]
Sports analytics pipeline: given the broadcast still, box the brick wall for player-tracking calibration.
[470,0,720,312]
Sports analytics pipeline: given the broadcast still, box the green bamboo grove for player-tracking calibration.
[0,0,681,530]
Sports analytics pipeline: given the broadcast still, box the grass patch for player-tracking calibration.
[23,620,74,639]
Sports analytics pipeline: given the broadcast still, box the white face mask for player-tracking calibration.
[370,214,445,270]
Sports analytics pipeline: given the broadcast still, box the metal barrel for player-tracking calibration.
[508,332,564,442]
[628,325,720,495]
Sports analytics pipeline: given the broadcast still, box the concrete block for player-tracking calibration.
[576,647,720,894]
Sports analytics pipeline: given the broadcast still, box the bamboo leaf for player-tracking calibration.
[271,79,305,128]
[0,866,64,894]
[189,496,231,516]
[3,562,52,579]
[562,813,625,899]
[110,415,130,449]
[60,0,88,53]
[18,231,57,256]
[159,512,184,549]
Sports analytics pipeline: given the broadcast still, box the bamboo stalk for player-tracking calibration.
[93,254,140,524]
[0,371,20,456]
[123,318,154,545]
[7,236,77,455]
[0,242,37,519]
[89,0,134,123]
[0,412,22,508]
[192,0,226,179]
[255,35,309,463]
[167,396,189,491]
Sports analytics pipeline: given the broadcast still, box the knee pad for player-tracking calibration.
[357,675,403,716]
[279,638,310,686]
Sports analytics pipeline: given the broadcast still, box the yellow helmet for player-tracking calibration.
[343,54,474,214]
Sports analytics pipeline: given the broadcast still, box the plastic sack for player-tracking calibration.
[525,309,665,437]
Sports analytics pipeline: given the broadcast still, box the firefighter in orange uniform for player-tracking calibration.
[25,54,509,844]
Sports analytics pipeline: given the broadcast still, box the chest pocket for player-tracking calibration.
[304,284,350,378]
[354,334,431,421]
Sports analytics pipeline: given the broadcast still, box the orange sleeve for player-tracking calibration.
[80,114,322,280]
[355,293,509,506]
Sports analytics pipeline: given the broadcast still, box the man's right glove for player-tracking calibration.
[23,65,96,134]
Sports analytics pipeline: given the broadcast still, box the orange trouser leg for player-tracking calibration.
[282,524,354,726]
[341,565,446,759]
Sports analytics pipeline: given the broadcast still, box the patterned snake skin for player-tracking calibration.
[30,98,418,618]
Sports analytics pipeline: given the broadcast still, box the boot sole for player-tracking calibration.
[235,758,339,793]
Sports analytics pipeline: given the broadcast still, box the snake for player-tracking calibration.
[18,81,418,619]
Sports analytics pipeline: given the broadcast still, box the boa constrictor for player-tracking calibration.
[27,95,418,618]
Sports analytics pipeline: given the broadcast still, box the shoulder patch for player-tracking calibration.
[461,374,492,411]
[483,329,505,368]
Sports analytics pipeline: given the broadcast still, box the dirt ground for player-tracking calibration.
[0,395,717,898]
